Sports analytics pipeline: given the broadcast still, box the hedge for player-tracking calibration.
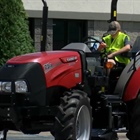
[0,0,35,66]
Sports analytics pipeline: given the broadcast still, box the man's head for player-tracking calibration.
[107,21,121,37]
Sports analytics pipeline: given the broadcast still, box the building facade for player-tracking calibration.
[23,0,140,51]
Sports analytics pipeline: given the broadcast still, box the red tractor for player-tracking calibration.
[0,0,140,140]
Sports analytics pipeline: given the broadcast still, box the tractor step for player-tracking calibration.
[91,129,118,140]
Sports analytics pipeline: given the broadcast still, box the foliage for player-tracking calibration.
[0,0,35,66]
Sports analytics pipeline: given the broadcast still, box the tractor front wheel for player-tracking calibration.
[54,90,92,140]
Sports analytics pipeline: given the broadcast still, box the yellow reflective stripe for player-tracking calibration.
[114,10,117,17]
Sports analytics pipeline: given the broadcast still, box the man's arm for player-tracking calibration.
[108,36,131,58]
[108,44,131,58]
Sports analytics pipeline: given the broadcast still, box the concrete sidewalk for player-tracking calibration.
[8,131,53,137]
[7,131,54,140]
[7,130,128,140]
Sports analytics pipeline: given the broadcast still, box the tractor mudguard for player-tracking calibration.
[114,55,140,102]
[123,66,140,101]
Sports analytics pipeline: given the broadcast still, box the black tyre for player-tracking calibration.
[127,94,140,140]
[54,90,92,140]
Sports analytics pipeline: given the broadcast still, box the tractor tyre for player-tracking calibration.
[127,94,140,140]
[54,90,92,140]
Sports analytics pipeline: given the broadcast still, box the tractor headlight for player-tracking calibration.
[15,80,28,93]
[0,82,12,92]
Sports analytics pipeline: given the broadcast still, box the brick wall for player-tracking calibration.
[88,20,140,46]
[33,19,140,51]
[34,18,53,52]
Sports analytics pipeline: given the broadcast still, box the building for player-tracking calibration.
[22,0,140,51]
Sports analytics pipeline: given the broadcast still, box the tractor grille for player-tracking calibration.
[0,94,12,106]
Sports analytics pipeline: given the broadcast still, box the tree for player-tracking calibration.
[0,0,35,66]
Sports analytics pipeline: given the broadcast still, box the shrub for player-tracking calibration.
[0,0,35,66]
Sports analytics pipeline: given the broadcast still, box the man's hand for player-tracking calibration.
[98,42,106,51]
[108,53,114,59]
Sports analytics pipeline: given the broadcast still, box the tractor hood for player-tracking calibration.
[0,51,77,106]
[7,51,77,65]
[0,50,82,106]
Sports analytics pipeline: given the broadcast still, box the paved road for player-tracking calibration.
[6,131,128,140]
[7,131,54,140]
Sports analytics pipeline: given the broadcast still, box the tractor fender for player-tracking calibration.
[114,55,140,102]
[123,66,140,102]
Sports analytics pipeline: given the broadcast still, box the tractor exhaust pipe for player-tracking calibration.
[109,0,118,22]
[40,0,48,52]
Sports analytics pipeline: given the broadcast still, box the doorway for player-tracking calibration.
[53,19,87,50]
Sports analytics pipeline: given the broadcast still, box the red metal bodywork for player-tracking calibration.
[7,51,82,89]
[123,67,140,102]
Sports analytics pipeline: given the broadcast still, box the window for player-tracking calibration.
[28,18,35,46]
[53,19,87,50]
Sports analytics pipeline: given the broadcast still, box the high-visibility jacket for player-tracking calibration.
[103,32,130,65]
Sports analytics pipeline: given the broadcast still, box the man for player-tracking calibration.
[98,21,131,68]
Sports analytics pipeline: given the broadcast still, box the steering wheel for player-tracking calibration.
[83,36,102,52]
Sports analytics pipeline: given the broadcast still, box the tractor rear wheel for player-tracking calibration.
[54,90,92,140]
[127,94,140,140]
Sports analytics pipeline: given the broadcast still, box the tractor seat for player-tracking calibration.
[131,36,140,55]
[121,35,140,58]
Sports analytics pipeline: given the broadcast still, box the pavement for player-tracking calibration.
[118,133,128,140]
[6,131,128,140]
[7,131,54,140]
